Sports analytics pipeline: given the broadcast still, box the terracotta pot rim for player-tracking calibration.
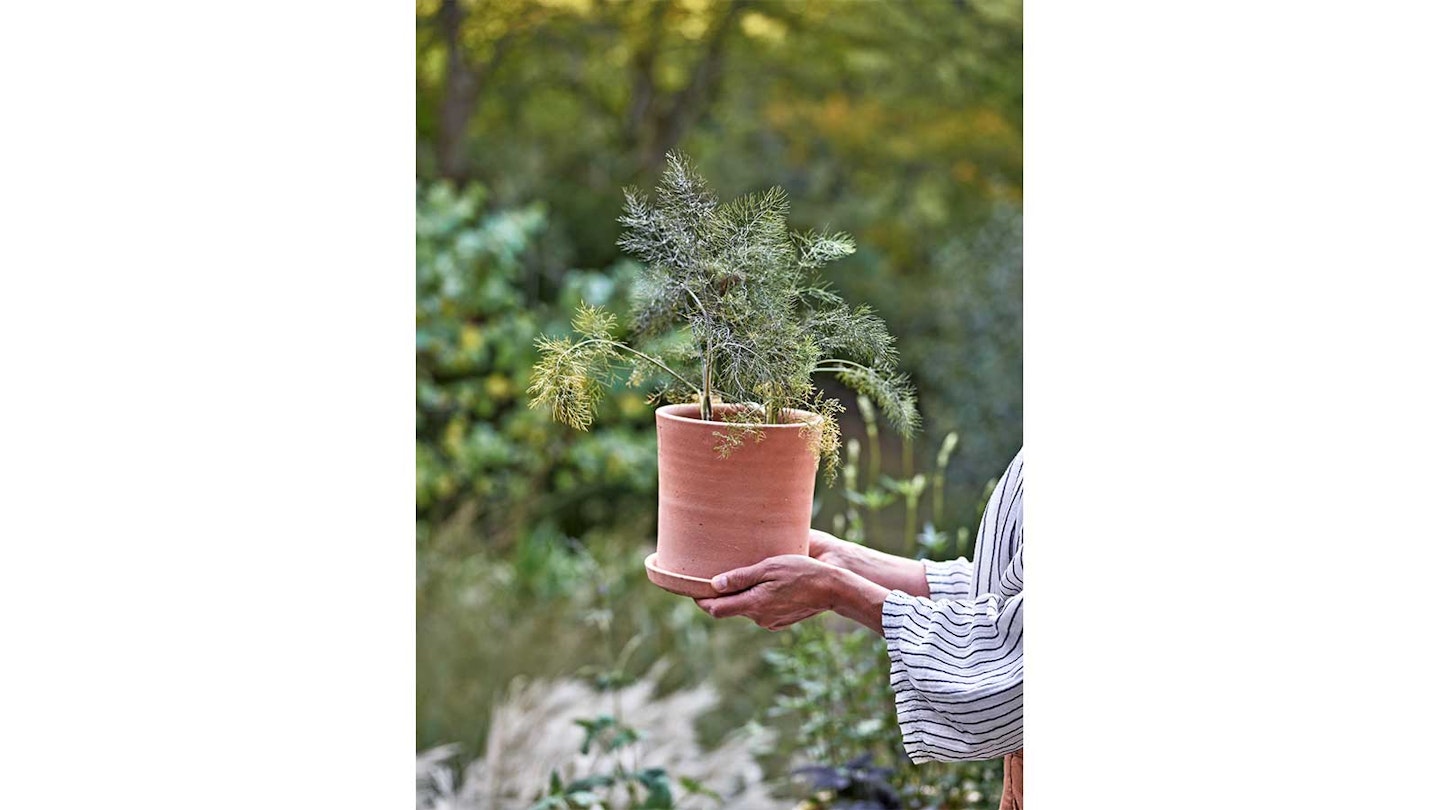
[656,402,821,430]
[644,553,719,599]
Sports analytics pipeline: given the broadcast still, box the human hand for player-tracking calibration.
[803,528,928,600]
[805,529,854,568]
[694,554,840,631]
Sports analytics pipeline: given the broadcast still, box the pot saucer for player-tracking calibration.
[644,553,719,599]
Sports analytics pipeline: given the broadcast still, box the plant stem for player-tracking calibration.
[933,471,944,530]
[815,358,888,379]
[902,437,915,556]
[856,395,882,531]
[865,415,880,493]
[904,491,917,559]
[843,440,863,543]
[681,285,716,421]
[933,432,958,542]
[701,352,713,421]
[559,338,701,395]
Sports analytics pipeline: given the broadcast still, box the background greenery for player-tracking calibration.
[417,1,1021,806]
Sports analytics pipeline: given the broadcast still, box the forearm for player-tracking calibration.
[825,566,893,635]
[825,543,930,598]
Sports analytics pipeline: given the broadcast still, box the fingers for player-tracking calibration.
[694,594,796,630]
[806,529,848,562]
[710,559,772,594]
[695,593,753,619]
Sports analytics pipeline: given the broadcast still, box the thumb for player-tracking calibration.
[711,560,770,593]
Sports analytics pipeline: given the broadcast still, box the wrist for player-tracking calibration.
[825,566,891,634]
[820,562,848,613]
[832,543,874,578]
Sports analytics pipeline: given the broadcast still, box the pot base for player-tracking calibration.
[644,553,719,599]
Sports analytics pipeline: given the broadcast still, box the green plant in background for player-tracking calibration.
[415,1,1024,802]
[418,530,756,809]
[835,396,972,563]
[416,182,659,545]
[527,712,722,810]
[415,3,1024,790]
[529,152,918,479]
[417,181,670,755]
[768,403,1002,809]
[415,180,1013,807]
[418,0,1024,527]
[529,624,720,810]
[896,206,1022,516]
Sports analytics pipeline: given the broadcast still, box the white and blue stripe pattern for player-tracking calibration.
[883,447,1024,762]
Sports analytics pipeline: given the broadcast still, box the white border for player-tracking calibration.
[1029,1,1440,805]
[1,3,413,807]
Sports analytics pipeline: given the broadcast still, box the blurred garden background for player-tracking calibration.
[416,0,1022,807]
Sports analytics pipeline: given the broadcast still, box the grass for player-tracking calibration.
[417,526,787,763]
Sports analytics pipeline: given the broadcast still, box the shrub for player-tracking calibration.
[767,407,1005,809]
[416,182,658,545]
[529,153,918,479]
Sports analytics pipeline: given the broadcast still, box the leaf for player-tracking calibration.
[635,768,674,808]
[853,718,884,737]
[567,774,616,792]
[575,715,617,755]
[564,790,602,806]
[917,524,948,552]
[607,726,641,751]
[573,303,618,340]
[678,776,721,801]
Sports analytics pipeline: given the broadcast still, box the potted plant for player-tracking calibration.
[529,152,917,597]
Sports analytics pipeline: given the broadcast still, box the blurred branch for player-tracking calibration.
[655,1,747,160]
[628,0,749,176]
[435,0,535,181]
[624,0,667,144]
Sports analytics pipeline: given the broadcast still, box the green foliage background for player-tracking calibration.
[416,0,1021,806]
[417,0,1022,521]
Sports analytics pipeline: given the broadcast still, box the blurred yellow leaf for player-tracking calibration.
[740,11,786,43]
[460,324,484,353]
[485,373,514,402]
[444,418,466,455]
[618,392,647,419]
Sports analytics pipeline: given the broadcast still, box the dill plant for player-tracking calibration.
[529,152,917,479]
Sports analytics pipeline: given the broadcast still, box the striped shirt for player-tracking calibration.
[882,447,1024,762]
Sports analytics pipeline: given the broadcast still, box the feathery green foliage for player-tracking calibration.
[531,152,917,477]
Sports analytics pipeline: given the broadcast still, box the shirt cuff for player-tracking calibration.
[880,589,943,764]
[922,558,971,601]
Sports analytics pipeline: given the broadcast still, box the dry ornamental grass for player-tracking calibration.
[416,672,785,810]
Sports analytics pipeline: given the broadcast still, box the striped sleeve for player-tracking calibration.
[922,557,975,600]
[881,586,1024,762]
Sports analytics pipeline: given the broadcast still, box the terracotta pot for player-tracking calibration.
[644,403,819,599]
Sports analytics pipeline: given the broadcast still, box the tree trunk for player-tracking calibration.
[437,0,478,182]
[628,0,748,178]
